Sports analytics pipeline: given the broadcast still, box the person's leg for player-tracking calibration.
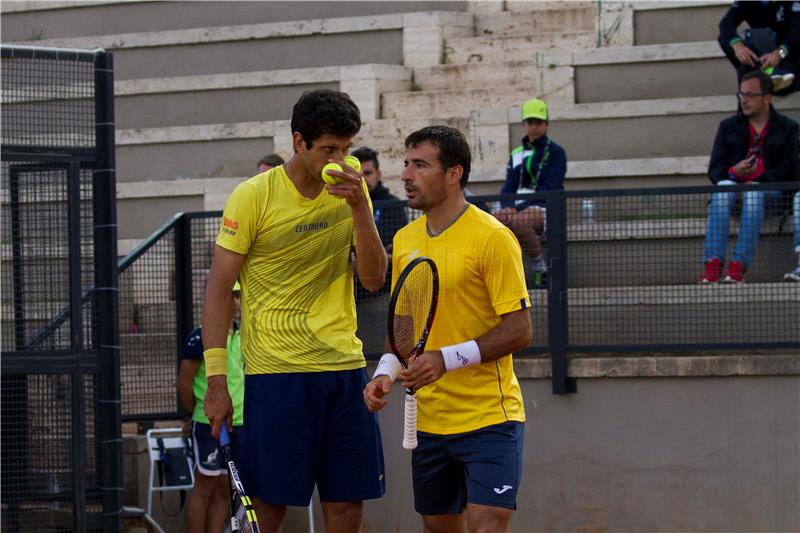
[320,501,362,533]
[507,208,545,260]
[423,513,465,533]
[466,503,513,533]
[185,471,219,533]
[774,58,800,96]
[703,181,737,263]
[207,475,231,533]
[239,374,319,531]
[730,189,782,268]
[187,421,227,533]
[316,369,385,531]
[785,191,800,281]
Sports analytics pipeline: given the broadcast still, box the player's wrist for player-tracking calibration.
[373,353,402,381]
[440,340,481,372]
[203,347,228,377]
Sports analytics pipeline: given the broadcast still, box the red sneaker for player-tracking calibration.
[723,260,745,283]
[700,257,723,283]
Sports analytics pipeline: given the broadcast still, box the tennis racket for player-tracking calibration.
[219,425,260,533]
[387,256,439,450]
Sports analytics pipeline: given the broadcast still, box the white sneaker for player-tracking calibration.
[784,265,800,282]
[772,72,795,93]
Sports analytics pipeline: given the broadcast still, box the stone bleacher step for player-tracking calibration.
[475,6,595,38]
[413,60,537,91]
[633,1,728,46]
[382,86,552,120]
[445,30,596,64]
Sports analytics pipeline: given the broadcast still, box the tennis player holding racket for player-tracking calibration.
[203,89,387,533]
[364,126,532,533]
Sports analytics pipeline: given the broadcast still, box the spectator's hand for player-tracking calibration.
[732,156,757,179]
[204,375,233,439]
[400,351,446,393]
[493,207,516,225]
[733,42,759,67]
[759,49,782,69]
[363,375,393,412]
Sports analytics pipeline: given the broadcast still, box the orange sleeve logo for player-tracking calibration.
[223,217,239,230]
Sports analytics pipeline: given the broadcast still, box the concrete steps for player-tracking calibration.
[475,5,595,38]
[444,31,597,64]
[413,60,537,91]
[633,1,728,46]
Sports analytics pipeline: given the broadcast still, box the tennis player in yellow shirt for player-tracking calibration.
[364,126,532,533]
[202,89,388,533]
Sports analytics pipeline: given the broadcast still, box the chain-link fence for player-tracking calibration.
[117,183,799,417]
[1,45,120,532]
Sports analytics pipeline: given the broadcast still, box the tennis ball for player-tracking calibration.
[321,162,343,185]
[343,155,362,173]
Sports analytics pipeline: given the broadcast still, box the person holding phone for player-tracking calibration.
[700,70,799,283]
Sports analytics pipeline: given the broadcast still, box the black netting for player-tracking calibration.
[1,50,95,149]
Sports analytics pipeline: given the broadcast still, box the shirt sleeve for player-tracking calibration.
[181,327,204,361]
[718,2,744,46]
[482,227,531,316]
[216,180,259,255]
[537,145,567,192]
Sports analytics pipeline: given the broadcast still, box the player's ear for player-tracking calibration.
[447,165,463,186]
[292,132,306,153]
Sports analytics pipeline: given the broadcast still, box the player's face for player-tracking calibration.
[299,133,354,182]
[523,118,548,142]
[402,141,449,211]
[361,160,381,191]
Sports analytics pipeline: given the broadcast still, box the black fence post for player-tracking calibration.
[94,49,122,533]
[547,192,577,394]
[174,214,194,373]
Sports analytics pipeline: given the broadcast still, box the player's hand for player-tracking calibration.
[733,42,759,67]
[325,159,368,208]
[204,375,233,439]
[400,351,446,392]
[758,49,781,69]
[493,207,516,225]
[363,375,393,412]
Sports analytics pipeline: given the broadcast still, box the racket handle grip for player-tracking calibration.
[402,392,418,450]
[219,424,231,447]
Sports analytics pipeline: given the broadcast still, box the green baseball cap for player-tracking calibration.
[521,98,548,121]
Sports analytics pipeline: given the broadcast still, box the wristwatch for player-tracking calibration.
[779,46,788,60]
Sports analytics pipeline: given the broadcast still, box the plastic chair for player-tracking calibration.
[122,428,194,533]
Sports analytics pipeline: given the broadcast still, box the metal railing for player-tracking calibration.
[116,183,800,417]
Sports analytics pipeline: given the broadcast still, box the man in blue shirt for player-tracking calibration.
[493,98,567,287]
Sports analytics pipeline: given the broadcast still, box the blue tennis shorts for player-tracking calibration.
[412,421,524,514]
[192,421,244,476]
[240,369,385,506]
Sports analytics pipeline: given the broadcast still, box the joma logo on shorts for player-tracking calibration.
[296,221,328,233]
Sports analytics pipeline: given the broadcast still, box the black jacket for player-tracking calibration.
[708,105,799,184]
[719,1,800,60]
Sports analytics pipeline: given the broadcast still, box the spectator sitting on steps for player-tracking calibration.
[257,153,285,173]
[784,191,800,281]
[700,70,800,284]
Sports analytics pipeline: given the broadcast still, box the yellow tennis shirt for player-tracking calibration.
[392,204,529,434]
[215,165,371,374]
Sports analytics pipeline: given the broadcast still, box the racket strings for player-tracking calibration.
[393,263,434,359]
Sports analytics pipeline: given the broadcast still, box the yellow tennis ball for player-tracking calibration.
[343,155,361,173]
[321,162,343,185]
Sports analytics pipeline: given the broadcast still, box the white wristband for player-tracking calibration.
[373,353,402,381]
[440,340,481,373]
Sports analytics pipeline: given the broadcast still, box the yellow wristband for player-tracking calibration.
[203,347,228,377]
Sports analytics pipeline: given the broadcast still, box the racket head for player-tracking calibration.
[387,257,439,366]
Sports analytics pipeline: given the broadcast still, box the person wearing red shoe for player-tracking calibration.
[701,70,799,283]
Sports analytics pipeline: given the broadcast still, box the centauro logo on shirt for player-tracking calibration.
[221,217,239,236]
[295,221,328,233]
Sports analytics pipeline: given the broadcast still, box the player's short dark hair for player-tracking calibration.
[741,69,774,94]
[351,146,380,170]
[257,153,285,168]
[291,89,361,149]
[405,126,471,187]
